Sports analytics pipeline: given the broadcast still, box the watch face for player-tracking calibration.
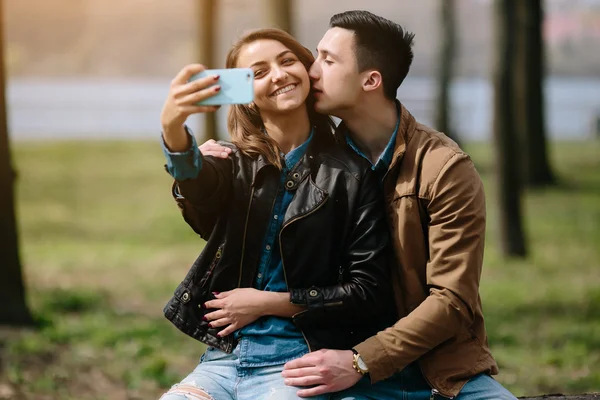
[357,356,368,371]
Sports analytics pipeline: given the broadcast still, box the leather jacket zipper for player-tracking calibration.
[198,243,224,288]
[238,186,255,287]
[279,196,328,352]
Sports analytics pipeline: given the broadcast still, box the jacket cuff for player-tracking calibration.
[161,125,202,180]
[354,336,397,384]
[290,286,324,308]
[290,287,328,326]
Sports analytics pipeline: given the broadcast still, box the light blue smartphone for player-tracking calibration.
[189,68,254,106]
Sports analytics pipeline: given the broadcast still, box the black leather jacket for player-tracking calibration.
[163,130,395,353]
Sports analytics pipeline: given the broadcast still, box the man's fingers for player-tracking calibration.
[201,144,231,153]
[283,376,323,387]
[200,150,229,158]
[199,143,231,158]
[281,367,318,378]
[296,385,332,398]
[284,357,316,370]
[204,151,230,158]
[171,64,206,86]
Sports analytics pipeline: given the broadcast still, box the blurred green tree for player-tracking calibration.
[514,0,555,187]
[0,0,35,325]
[435,0,460,145]
[493,0,527,257]
[198,0,217,141]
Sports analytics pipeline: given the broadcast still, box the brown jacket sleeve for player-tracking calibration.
[354,154,486,383]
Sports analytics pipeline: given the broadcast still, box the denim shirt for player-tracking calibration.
[161,128,313,367]
[345,101,401,182]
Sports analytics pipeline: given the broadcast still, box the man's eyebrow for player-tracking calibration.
[316,48,337,59]
[250,50,294,68]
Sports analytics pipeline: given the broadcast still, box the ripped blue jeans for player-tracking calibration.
[159,345,329,400]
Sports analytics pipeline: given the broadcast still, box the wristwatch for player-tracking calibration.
[351,349,369,375]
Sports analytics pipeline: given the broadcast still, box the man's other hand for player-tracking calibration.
[199,139,231,158]
[281,349,362,397]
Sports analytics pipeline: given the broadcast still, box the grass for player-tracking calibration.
[1,139,599,399]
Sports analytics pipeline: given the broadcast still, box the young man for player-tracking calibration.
[278,10,517,400]
[198,10,517,400]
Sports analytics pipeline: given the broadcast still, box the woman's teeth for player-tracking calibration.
[272,84,296,96]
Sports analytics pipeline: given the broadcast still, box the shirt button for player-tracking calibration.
[266,245,271,251]
[257,273,263,279]
[274,215,278,220]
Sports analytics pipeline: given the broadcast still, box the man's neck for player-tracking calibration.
[262,105,311,154]
[342,98,398,164]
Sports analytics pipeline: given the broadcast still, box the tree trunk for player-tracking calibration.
[515,0,555,187]
[435,0,459,145]
[493,0,527,257]
[264,0,293,33]
[198,0,217,142]
[0,0,35,326]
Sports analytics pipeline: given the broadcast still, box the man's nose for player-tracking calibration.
[309,63,320,80]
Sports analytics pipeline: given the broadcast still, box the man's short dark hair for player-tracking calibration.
[330,10,415,100]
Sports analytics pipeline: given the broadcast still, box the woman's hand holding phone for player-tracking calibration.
[160,64,221,152]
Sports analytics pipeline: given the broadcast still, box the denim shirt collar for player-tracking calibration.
[284,128,314,171]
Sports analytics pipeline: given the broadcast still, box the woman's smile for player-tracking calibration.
[270,83,298,97]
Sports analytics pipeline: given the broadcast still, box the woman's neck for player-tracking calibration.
[261,105,312,154]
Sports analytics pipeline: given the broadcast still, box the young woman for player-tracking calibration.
[158,28,394,400]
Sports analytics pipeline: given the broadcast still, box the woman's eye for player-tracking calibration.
[282,58,295,65]
[254,70,266,78]
[324,59,333,65]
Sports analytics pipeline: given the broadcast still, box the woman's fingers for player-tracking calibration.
[208,318,230,329]
[171,64,206,86]
[203,309,225,321]
[176,85,221,107]
[179,73,221,95]
[175,74,220,97]
[217,324,237,337]
[180,105,220,115]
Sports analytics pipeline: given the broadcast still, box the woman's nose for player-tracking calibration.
[272,67,288,82]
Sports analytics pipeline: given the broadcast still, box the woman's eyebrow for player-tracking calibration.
[250,50,294,68]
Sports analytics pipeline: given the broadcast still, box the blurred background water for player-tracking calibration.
[7,76,600,140]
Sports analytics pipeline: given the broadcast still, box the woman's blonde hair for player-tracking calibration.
[225,28,334,169]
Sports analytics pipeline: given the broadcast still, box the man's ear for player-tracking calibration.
[362,70,383,93]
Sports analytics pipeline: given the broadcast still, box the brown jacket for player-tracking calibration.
[353,104,498,397]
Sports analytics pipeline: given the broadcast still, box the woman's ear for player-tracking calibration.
[362,70,383,93]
